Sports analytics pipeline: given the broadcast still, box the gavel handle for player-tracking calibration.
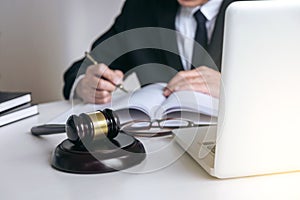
[31,124,66,136]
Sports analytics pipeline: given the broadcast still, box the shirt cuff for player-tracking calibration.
[69,75,85,101]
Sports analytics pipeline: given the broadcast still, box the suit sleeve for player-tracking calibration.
[63,0,147,99]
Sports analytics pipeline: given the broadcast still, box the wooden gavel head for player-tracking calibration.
[66,109,120,144]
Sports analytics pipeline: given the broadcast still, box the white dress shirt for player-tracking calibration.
[70,0,224,100]
[175,0,224,70]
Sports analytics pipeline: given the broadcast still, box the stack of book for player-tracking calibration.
[0,91,39,127]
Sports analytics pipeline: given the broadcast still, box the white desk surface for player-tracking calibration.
[0,101,300,200]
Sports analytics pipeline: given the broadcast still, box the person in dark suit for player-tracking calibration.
[63,0,239,104]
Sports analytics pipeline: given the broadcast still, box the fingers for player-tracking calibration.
[86,64,125,90]
[164,66,221,98]
[164,69,201,96]
[114,70,124,81]
[87,64,124,85]
[84,90,112,104]
[84,73,115,92]
[76,80,113,104]
[167,80,210,95]
[75,64,125,104]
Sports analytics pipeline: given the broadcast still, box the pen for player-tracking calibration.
[85,52,128,93]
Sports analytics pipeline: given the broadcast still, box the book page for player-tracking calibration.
[112,83,167,120]
[158,90,219,122]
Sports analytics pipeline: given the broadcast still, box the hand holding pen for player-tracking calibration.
[85,52,128,93]
[74,52,127,104]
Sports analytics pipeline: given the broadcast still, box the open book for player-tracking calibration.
[46,81,218,136]
[111,83,219,125]
[47,83,218,126]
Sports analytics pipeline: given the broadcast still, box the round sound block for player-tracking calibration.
[51,132,146,174]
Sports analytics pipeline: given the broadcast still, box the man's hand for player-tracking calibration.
[163,66,221,98]
[75,63,124,104]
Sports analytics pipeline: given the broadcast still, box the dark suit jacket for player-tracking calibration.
[63,0,240,99]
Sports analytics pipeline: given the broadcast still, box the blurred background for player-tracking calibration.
[0,0,125,103]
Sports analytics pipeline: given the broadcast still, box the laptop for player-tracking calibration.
[174,1,300,178]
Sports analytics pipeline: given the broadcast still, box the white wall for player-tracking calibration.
[0,0,125,103]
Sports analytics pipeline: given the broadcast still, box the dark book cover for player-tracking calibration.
[0,91,31,113]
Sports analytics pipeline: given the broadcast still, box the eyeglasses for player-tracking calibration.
[121,118,202,137]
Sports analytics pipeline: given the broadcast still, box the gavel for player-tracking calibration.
[31,109,120,144]
[31,109,147,174]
